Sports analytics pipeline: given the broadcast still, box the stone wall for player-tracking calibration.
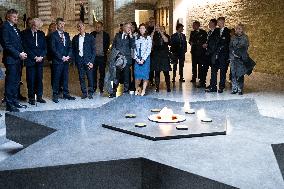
[186,0,284,75]
[0,0,27,28]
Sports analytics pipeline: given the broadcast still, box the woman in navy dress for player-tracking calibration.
[134,23,152,96]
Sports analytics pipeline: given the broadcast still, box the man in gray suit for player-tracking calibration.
[110,23,135,98]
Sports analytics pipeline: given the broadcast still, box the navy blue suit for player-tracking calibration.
[170,32,187,80]
[1,21,23,107]
[210,27,231,90]
[50,30,72,97]
[72,33,95,95]
[90,31,110,92]
[22,29,47,100]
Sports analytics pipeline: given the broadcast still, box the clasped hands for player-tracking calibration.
[19,52,27,60]
[62,56,71,62]
[87,62,93,69]
[136,59,144,65]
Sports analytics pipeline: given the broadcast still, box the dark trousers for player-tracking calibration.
[93,56,106,92]
[26,63,44,100]
[210,54,229,90]
[52,63,69,97]
[155,71,170,90]
[77,61,94,95]
[199,55,211,85]
[113,62,131,93]
[173,53,185,79]
[5,63,21,106]
[191,54,203,80]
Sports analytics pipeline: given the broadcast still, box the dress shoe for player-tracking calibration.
[18,94,27,101]
[108,93,116,98]
[167,88,171,92]
[28,99,36,105]
[155,88,159,93]
[179,78,185,82]
[63,95,76,100]
[14,103,27,108]
[190,78,196,83]
[218,89,224,93]
[88,94,93,99]
[37,98,46,103]
[231,91,237,94]
[6,105,20,112]
[205,88,217,92]
[81,94,88,99]
[52,98,59,103]
[196,83,206,88]
[238,91,243,95]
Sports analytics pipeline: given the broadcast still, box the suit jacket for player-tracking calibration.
[90,31,110,56]
[170,32,187,55]
[1,21,24,64]
[21,29,47,67]
[112,32,135,57]
[216,27,231,57]
[189,29,207,56]
[50,30,72,64]
[206,28,220,56]
[72,33,96,65]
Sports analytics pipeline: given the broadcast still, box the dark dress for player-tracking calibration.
[151,32,171,72]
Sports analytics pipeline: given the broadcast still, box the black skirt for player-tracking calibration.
[151,49,171,72]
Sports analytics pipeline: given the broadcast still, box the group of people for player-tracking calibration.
[189,17,255,94]
[0,8,255,113]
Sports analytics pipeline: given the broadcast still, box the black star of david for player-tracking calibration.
[0,95,283,188]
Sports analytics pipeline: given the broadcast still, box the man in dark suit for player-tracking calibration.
[22,18,47,105]
[1,9,27,112]
[206,17,231,93]
[189,21,207,84]
[171,23,187,82]
[50,18,75,103]
[72,21,95,99]
[199,19,220,88]
[110,22,135,97]
[91,21,110,94]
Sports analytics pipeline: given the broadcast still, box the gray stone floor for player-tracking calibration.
[0,61,284,188]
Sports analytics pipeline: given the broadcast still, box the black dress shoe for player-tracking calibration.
[190,78,196,83]
[6,106,20,112]
[63,95,76,100]
[108,93,116,98]
[155,88,159,93]
[179,78,185,82]
[218,89,224,93]
[81,94,88,99]
[28,99,36,105]
[18,94,27,101]
[205,88,217,92]
[37,98,46,103]
[167,88,171,92]
[231,91,237,94]
[14,103,27,108]
[52,98,59,103]
[88,94,93,99]
[238,91,243,95]
[196,83,206,88]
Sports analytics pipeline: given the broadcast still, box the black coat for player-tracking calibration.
[112,32,135,58]
[151,32,171,72]
[216,27,231,58]
[206,28,220,65]
[21,29,47,67]
[189,29,207,56]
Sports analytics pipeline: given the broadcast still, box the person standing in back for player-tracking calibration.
[50,18,75,103]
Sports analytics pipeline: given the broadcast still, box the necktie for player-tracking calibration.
[34,32,38,47]
[178,33,182,48]
[13,27,19,36]
[60,32,65,46]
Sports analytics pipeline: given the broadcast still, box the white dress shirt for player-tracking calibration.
[79,34,85,57]
[57,30,66,46]
[32,30,38,47]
